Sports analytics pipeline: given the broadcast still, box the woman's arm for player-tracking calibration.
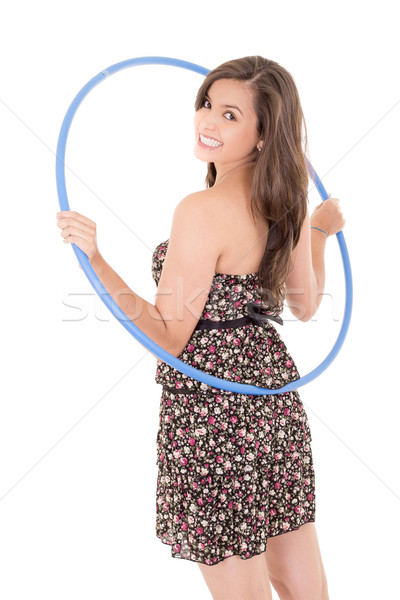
[89,252,171,356]
[57,192,222,358]
[285,196,345,321]
[57,210,171,357]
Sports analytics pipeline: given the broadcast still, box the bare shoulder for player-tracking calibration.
[178,187,226,210]
[176,188,227,229]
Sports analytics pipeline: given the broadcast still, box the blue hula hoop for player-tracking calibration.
[56,56,353,395]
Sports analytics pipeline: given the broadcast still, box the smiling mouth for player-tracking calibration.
[199,133,223,148]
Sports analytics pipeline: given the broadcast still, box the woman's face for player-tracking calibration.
[193,78,262,167]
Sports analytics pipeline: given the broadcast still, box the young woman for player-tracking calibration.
[57,55,344,600]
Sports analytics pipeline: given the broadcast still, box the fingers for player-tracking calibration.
[57,210,99,262]
[59,222,93,239]
[57,212,95,239]
[56,210,96,227]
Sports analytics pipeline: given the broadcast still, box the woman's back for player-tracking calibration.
[197,165,270,277]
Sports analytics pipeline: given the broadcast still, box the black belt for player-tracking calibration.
[161,302,283,396]
[194,301,283,330]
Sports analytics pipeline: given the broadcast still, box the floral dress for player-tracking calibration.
[152,239,315,566]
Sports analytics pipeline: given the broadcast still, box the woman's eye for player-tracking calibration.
[203,99,211,108]
[225,112,236,121]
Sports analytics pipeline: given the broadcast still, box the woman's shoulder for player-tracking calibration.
[177,187,228,223]
[181,187,226,206]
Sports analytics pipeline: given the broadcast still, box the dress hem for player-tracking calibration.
[155,518,316,567]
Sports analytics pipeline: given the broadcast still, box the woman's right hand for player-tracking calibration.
[310,195,346,237]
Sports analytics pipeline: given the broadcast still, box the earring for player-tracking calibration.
[257,146,261,152]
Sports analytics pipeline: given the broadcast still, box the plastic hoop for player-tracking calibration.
[56,56,353,395]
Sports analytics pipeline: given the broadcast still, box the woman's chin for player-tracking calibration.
[193,146,212,162]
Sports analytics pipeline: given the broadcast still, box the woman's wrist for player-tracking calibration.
[311,226,328,238]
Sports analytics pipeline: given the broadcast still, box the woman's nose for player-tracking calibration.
[199,112,217,132]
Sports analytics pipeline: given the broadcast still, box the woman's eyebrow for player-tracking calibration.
[205,93,243,116]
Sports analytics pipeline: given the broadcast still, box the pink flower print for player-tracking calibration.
[196,526,203,535]
[258,419,264,427]
[193,482,198,490]
[180,457,188,465]
[189,437,196,446]
[198,498,204,506]
[274,452,282,460]
[209,345,216,353]
[173,543,181,553]
[247,495,254,503]
[216,456,223,463]
[265,367,271,375]
[208,416,216,425]
[307,493,313,501]
[286,360,293,368]
[224,461,231,470]
[295,506,301,514]
[215,395,223,403]
[274,482,281,490]
[182,522,188,531]
[230,415,238,424]
[284,408,291,416]
[267,338,273,346]
[274,351,281,359]
[233,300,242,308]
[238,429,245,437]
[176,428,184,437]
[206,361,214,369]
[233,338,241,346]
[247,350,254,358]
[289,443,296,452]
[187,344,195,352]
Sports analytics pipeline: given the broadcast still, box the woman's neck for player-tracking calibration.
[214,160,256,186]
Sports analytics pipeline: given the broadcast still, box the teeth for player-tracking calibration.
[200,133,222,147]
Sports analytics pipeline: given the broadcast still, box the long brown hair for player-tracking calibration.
[194,56,310,309]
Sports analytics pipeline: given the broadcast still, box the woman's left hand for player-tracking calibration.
[56,210,100,263]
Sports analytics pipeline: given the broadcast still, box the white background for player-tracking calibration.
[0,1,399,598]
